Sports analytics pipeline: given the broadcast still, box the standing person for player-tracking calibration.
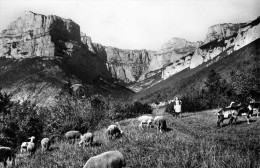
[174,97,182,118]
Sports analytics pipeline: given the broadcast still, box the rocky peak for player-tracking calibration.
[160,37,198,50]
[0,11,81,58]
[204,23,242,44]
[158,37,201,56]
[6,11,46,32]
[81,32,95,53]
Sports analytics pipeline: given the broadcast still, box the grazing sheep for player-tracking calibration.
[153,116,164,123]
[27,136,36,156]
[20,142,29,153]
[65,131,81,144]
[106,125,123,140]
[0,147,16,167]
[83,151,126,168]
[41,138,53,152]
[138,115,154,130]
[79,133,94,147]
[153,116,167,133]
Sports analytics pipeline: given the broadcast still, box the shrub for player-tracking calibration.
[0,99,44,149]
[109,101,152,121]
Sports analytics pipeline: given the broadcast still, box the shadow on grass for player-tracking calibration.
[233,119,257,125]
[165,127,173,132]
[218,119,257,128]
[49,146,60,152]
[91,141,103,147]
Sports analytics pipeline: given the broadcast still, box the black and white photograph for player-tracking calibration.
[0,0,260,167]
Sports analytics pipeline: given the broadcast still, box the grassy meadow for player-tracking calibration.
[7,108,260,168]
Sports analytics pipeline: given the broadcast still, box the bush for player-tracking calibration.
[108,101,152,121]
[0,99,44,149]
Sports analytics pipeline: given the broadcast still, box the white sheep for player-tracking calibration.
[79,133,94,147]
[65,130,82,144]
[153,115,164,123]
[0,147,15,167]
[106,125,123,140]
[83,151,126,168]
[138,115,154,130]
[41,137,53,152]
[27,136,36,156]
[20,142,29,153]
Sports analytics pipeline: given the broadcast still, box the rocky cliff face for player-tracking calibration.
[91,37,199,84]
[204,23,241,44]
[159,38,202,79]
[0,11,81,58]
[161,17,260,81]
[190,17,260,69]
[92,44,154,83]
[0,11,111,81]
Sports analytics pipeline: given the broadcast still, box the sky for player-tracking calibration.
[0,0,259,50]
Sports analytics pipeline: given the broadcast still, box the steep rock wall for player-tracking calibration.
[0,11,111,81]
[160,38,202,79]
[91,37,199,84]
[190,17,260,69]
[92,43,155,83]
[204,23,241,44]
[0,11,81,58]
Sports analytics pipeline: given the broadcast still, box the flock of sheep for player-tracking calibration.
[0,114,167,168]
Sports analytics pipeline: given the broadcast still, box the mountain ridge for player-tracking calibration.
[0,11,259,105]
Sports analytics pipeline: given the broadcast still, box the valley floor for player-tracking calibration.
[10,108,260,168]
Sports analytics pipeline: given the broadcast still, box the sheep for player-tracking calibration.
[20,142,29,153]
[83,151,126,168]
[153,116,164,123]
[27,136,36,156]
[0,147,16,167]
[65,130,81,144]
[106,125,123,140]
[153,116,167,133]
[41,137,53,152]
[138,115,154,130]
[78,133,94,147]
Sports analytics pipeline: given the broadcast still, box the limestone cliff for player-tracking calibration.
[91,37,199,84]
[92,43,155,83]
[0,11,111,81]
[204,23,241,44]
[159,38,202,80]
[190,17,260,68]
[161,17,260,81]
[0,11,81,58]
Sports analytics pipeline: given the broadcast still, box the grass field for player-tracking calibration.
[8,108,260,168]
